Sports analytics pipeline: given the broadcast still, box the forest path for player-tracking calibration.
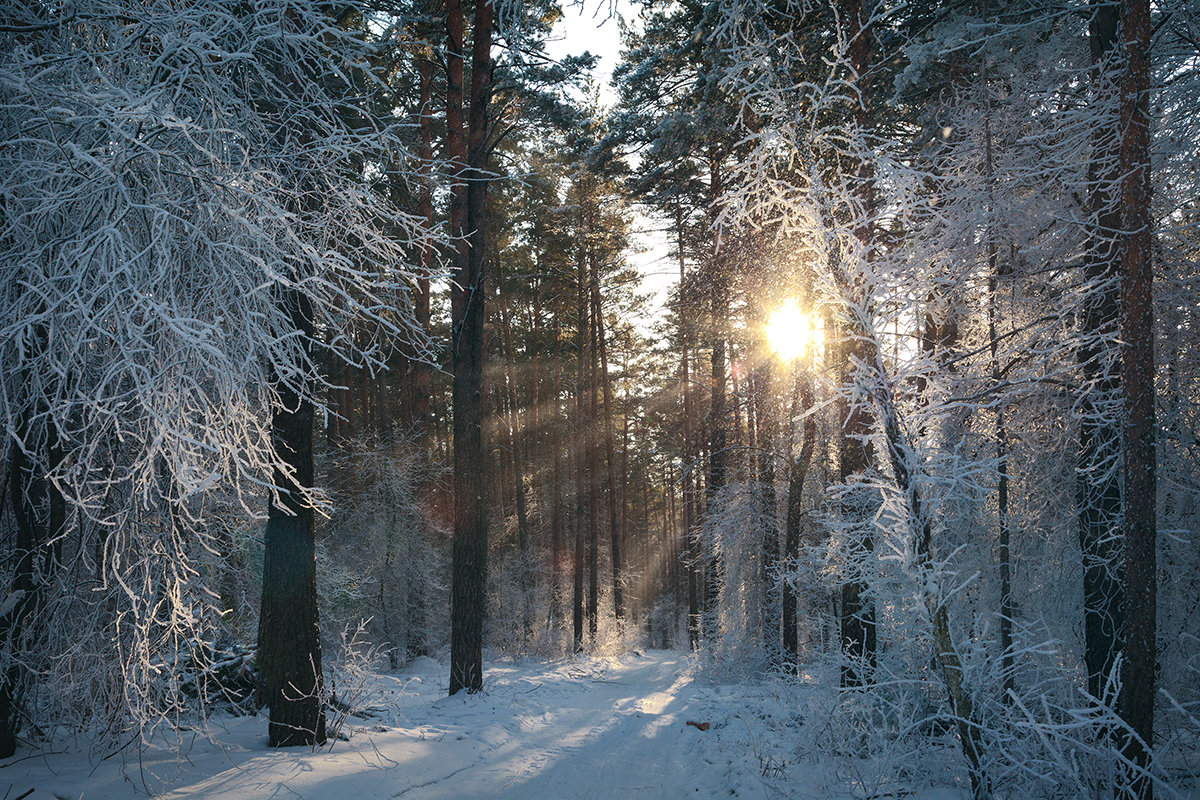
[382,650,733,800]
[5,650,773,800]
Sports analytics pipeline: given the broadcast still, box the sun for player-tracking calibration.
[765,302,819,361]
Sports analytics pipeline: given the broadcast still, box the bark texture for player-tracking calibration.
[1118,0,1156,794]
[448,0,492,696]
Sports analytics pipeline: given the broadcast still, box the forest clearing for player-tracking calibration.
[2,0,1198,797]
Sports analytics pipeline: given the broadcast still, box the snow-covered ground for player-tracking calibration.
[0,649,1093,800]
[0,650,804,799]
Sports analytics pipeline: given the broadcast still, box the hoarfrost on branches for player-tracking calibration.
[0,0,440,745]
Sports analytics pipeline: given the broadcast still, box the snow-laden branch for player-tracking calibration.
[0,0,443,744]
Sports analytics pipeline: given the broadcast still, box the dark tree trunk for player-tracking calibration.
[839,0,877,690]
[498,280,533,637]
[982,111,1016,703]
[573,234,589,654]
[753,361,779,652]
[1078,1,1125,708]
[702,150,727,642]
[972,30,1017,702]
[675,204,701,649]
[838,322,876,689]
[783,369,816,664]
[447,0,492,696]
[620,399,631,618]
[528,288,544,537]
[594,276,625,624]
[398,30,437,665]
[327,355,350,445]
[550,317,565,638]
[258,290,326,747]
[587,277,601,643]
[412,45,435,439]
[1118,0,1156,793]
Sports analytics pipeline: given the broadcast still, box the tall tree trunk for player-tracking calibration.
[550,318,565,640]
[838,321,876,690]
[1118,0,1156,793]
[412,43,435,439]
[328,355,351,445]
[594,275,625,625]
[573,231,589,654]
[620,399,631,618]
[528,286,544,531]
[1078,1,1125,708]
[783,368,816,664]
[982,116,1015,701]
[498,276,533,638]
[587,271,601,642]
[664,458,674,604]
[258,290,326,747]
[704,149,726,641]
[448,0,492,696]
[624,407,633,618]
[400,37,437,663]
[676,204,701,649]
[753,360,779,653]
[839,0,877,690]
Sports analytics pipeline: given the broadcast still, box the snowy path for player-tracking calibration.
[384,653,717,800]
[3,651,773,800]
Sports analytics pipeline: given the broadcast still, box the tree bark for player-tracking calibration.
[838,319,876,689]
[497,276,533,638]
[675,204,701,649]
[587,273,601,642]
[412,40,435,440]
[620,396,631,618]
[594,274,625,625]
[258,290,326,747]
[550,316,565,639]
[838,0,877,691]
[783,368,816,664]
[975,29,1016,702]
[704,150,726,642]
[753,360,779,653]
[573,227,589,654]
[447,0,492,696]
[1078,1,1125,708]
[1118,0,1156,793]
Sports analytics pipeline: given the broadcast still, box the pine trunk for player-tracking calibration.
[258,290,326,747]
[704,151,726,642]
[447,0,492,696]
[839,0,877,691]
[783,370,816,664]
[1078,2,1125,707]
[1118,0,1156,793]
[573,232,589,654]
[412,44,435,438]
[594,276,625,624]
[587,276,601,642]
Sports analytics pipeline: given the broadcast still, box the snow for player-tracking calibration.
[0,651,979,800]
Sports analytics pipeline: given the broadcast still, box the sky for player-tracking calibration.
[544,1,626,102]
